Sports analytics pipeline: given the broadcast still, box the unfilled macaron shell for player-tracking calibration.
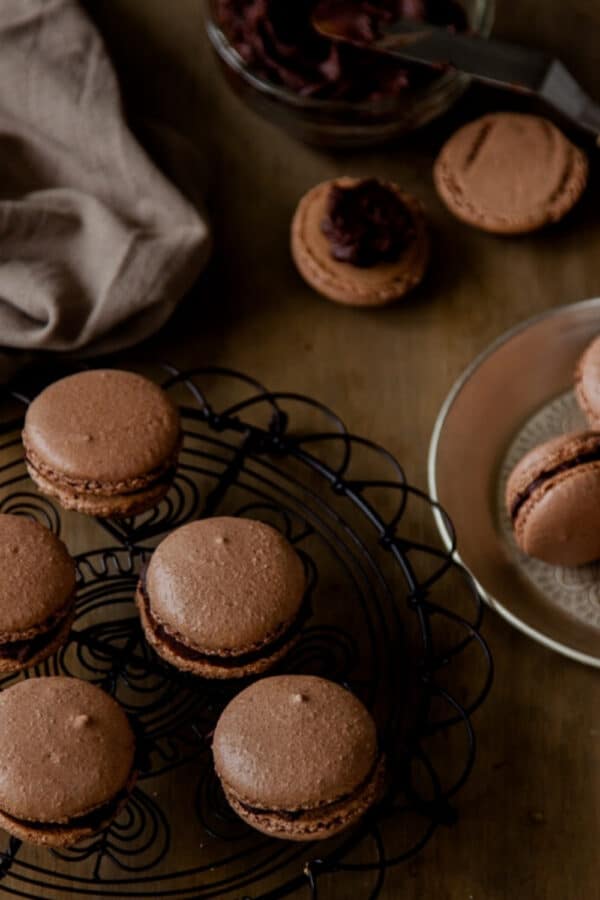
[291,178,429,307]
[0,677,135,823]
[213,675,378,811]
[0,514,75,638]
[144,517,305,654]
[434,113,588,234]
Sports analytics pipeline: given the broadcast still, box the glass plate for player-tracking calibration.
[428,298,600,667]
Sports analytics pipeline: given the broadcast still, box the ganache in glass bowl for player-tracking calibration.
[206,0,495,148]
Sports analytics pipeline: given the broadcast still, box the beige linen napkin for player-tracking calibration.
[0,0,211,369]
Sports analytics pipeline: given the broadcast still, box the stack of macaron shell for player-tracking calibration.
[434,112,588,235]
[212,675,384,841]
[23,370,182,518]
[0,514,76,672]
[0,678,136,847]
[136,517,308,678]
[291,176,429,307]
[506,335,600,567]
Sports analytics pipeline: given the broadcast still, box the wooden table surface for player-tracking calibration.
[50,1,600,897]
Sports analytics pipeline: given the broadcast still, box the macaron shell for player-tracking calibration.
[291,178,429,307]
[136,584,300,678]
[514,464,600,566]
[26,462,173,518]
[575,335,600,427]
[0,515,76,636]
[213,675,378,811]
[222,755,385,841]
[0,677,135,823]
[434,113,588,234]
[505,431,600,516]
[146,518,305,653]
[23,370,181,483]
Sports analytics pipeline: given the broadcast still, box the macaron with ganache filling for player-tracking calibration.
[506,431,600,566]
[434,113,588,234]
[136,517,308,678]
[22,370,181,518]
[0,677,136,847]
[575,334,600,427]
[0,514,76,672]
[291,177,429,306]
[212,675,385,841]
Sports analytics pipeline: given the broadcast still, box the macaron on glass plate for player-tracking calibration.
[428,297,600,667]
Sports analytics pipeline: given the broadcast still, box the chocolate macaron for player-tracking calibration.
[212,675,384,841]
[291,177,429,307]
[23,370,181,518]
[0,514,76,672]
[575,335,600,427]
[0,677,136,847]
[506,431,600,566]
[434,113,588,234]
[136,517,307,678]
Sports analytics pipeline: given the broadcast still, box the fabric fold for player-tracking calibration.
[0,0,211,359]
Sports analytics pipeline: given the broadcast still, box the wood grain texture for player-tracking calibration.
[52,1,600,897]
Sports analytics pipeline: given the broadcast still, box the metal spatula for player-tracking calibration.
[312,5,600,141]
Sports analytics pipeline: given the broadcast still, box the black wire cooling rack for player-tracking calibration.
[0,364,493,899]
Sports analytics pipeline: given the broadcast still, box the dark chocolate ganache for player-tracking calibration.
[25,455,177,495]
[216,0,467,101]
[322,178,415,267]
[511,445,600,521]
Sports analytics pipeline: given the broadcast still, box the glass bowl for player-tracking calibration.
[205,0,495,148]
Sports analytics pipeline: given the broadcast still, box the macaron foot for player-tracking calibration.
[26,461,173,518]
[223,755,385,841]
